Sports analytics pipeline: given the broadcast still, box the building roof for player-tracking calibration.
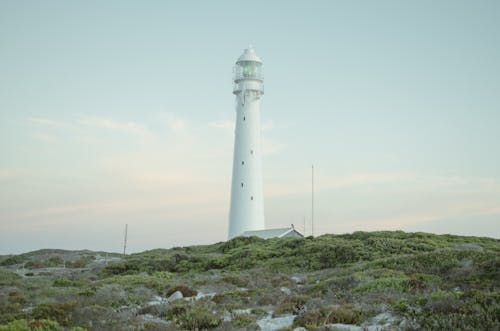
[240,227,303,240]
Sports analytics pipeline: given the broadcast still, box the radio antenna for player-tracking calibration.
[123,224,128,257]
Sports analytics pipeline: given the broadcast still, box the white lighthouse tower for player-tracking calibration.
[228,47,265,239]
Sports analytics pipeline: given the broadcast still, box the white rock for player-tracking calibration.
[280,287,292,295]
[222,310,232,322]
[257,314,295,331]
[325,323,363,331]
[362,312,397,331]
[141,314,171,325]
[290,276,305,284]
[146,295,166,306]
[167,290,183,302]
[233,308,252,315]
[195,291,216,300]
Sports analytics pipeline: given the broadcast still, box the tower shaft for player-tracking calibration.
[228,47,265,239]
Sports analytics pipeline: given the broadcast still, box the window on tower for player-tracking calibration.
[250,150,253,155]
[243,116,246,121]
[242,161,244,165]
[241,182,244,188]
[251,196,254,201]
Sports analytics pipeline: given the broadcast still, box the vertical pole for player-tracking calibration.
[312,164,314,237]
[123,224,128,257]
[303,215,306,236]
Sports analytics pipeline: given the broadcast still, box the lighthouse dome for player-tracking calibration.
[236,46,262,64]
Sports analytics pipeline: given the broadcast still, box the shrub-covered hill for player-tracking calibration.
[0,231,498,330]
[102,231,499,276]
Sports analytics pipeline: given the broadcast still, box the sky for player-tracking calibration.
[1,1,499,254]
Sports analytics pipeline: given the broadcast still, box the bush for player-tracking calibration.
[232,313,257,327]
[31,302,77,327]
[7,291,26,305]
[53,278,76,287]
[0,255,28,266]
[354,275,410,294]
[175,305,221,330]
[95,285,126,307]
[392,298,409,314]
[293,305,365,328]
[274,295,309,315]
[0,304,24,324]
[0,270,21,286]
[0,319,30,331]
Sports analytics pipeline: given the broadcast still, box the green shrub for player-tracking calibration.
[392,298,409,314]
[152,271,173,279]
[65,259,88,268]
[293,305,365,328]
[221,274,249,287]
[175,305,221,330]
[29,319,61,331]
[0,270,21,286]
[354,275,410,294]
[45,257,64,268]
[274,295,309,315]
[0,319,63,331]
[232,313,257,327]
[0,255,28,266]
[7,291,26,305]
[31,302,77,327]
[0,319,30,331]
[219,236,265,253]
[0,303,24,324]
[53,278,76,287]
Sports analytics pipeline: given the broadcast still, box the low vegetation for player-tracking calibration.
[0,231,498,330]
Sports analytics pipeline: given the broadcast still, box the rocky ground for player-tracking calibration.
[0,231,498,330]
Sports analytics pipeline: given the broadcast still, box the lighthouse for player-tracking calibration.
[228,47,265,239]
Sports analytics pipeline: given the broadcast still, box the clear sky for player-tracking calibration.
[1,1,499,254]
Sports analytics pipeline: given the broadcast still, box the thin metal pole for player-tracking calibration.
[123,224,128,257]
[312,164,314,237]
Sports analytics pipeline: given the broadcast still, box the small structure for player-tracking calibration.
[241,226,304,240]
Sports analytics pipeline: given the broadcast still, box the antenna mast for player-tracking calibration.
[123,224,128,257]
[312,164,314,237]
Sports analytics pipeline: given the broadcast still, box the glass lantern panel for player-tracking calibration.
[235,61,262,80]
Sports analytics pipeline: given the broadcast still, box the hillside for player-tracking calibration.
[0,231,498,330]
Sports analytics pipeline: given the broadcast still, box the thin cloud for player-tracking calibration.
[262,137,286,155]
[31,132,57,143]
[78,116,150,136]
[26,117,69,128]
[208,120,234,131]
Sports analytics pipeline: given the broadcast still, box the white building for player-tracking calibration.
[228,47,266,239]
[241,226,304,240]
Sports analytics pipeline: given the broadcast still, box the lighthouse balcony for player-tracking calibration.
[233,81,264,94]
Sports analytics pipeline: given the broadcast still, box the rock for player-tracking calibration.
[257,314,295,331]
[290,276,305,284]
[194,291,216,300]
[280,287,292,295]
[325,323,363,331]
[233,308,252,315]
[293,327,307,331]
[167,290,183,302]
[222,310,232,322]
[146,295,166,306]
[361,312,398,331]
